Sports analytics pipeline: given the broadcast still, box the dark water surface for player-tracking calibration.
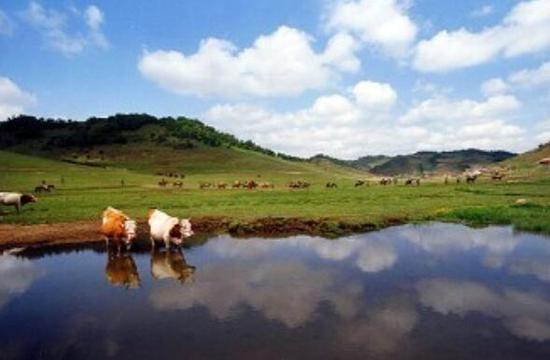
[2,223,550,359]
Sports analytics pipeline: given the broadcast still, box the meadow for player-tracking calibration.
[2,150,550,235]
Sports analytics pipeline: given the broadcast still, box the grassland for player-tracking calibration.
[1,148,550,237]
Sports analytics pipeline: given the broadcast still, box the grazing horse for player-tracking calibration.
[217,182,227,189]
[232,180,242,189]
[259,182,274,189]
[355,180,365,187]
[492,174,504,181]
[173,181,183,188]
[158,178,168,187]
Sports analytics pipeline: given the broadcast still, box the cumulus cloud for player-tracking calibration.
[413,0,550,72]
[138,26,360,98]
[22,1,109,55]
[205,84,528,157]
[417,278,550,341]
[0,77,35,121]
[324,0,418,57]
[352,80,397,110]
[0,8,14,35]
[471,4,494,17]
[481,61,550,99]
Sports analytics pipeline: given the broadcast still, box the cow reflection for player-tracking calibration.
[105,249,141,289]
[151,248,196,284]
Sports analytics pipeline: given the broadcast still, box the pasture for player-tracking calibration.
[1,150,550,234]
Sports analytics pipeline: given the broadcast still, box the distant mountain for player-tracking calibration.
[369,149,516,176]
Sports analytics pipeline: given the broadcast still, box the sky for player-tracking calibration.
[0,0,550,159]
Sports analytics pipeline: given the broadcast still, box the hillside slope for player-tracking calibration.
[0,114,364,180]
[370,149,515,176]
[501,142,550,176]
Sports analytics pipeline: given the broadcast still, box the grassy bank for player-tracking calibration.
[1,150,550,235]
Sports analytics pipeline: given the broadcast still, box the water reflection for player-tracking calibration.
[150,248,196,284]
[2,223,550,359]
[417,278,550,342]
[105,249,140,289]
[0,255,39,309]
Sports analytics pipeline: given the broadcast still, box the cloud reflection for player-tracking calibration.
[417,278,550,341]
[0,256,38,309]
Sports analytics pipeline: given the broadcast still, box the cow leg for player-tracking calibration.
[150,237,155,249]
[15,203,20,214]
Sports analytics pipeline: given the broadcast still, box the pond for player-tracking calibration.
[2,223,550,359]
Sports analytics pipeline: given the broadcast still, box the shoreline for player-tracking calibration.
[0,216,405,250]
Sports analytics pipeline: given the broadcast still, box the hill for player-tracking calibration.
[501,142,550,176]
[369,149,515,176]
[0,114,362,179]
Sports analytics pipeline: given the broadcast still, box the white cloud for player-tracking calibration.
[471,4,494,17]
[353,80,397,110]
[325,0,418,57]
[138,26,360,98]
[0,77,35,121]
[508,61,550,87]
[399,95,521,125]
[481,77,510,96]
[413,0,550,72]
[205,81,527,157]
[22,1,109,56]
[0,8,14,35]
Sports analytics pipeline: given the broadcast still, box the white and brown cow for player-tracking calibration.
[101,207,137,249]
[0,192,37,214]
[148,209,193,248]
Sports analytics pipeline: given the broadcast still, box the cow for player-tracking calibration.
[0,193,37,214]
[173,181,183,188]
[232,180,242,189]
[199,182,212,189]
[101,207,137,249]
[34,184,49,193]
[148,209,194,249]
[105,249,141,289]
[326,182,338,189]
[355,180,365,187]
[405,178,420,186]
[259,182,274,189]
[380,177,391,185]
[491,174,505,181]
[158,178,168,187]
[466,174,478,184]
[217,182,227,189]
[245,180,258,190]
[150,248,196,284]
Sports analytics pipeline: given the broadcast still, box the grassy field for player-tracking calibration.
[2,149,550,235]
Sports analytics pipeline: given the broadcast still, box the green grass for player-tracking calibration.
[1,150,550,234]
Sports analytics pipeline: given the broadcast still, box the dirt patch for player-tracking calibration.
[0,216,409,250]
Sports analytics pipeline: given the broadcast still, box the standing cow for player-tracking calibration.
[148,209,194,248]
[0,193,37,214]
[101,207,137,250]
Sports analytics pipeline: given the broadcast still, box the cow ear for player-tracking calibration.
[119,222,125,229]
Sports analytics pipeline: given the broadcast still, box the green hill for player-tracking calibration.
[0,114,363,181]
[501,142,550,177]
[369,149,515,176]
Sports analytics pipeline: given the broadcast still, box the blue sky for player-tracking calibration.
[0,0,549,158]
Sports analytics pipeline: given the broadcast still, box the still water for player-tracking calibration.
[2,223,550,359]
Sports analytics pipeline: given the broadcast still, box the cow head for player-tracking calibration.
[21,194,37,206]
[168,219,194,245]
[124,220,137,244]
